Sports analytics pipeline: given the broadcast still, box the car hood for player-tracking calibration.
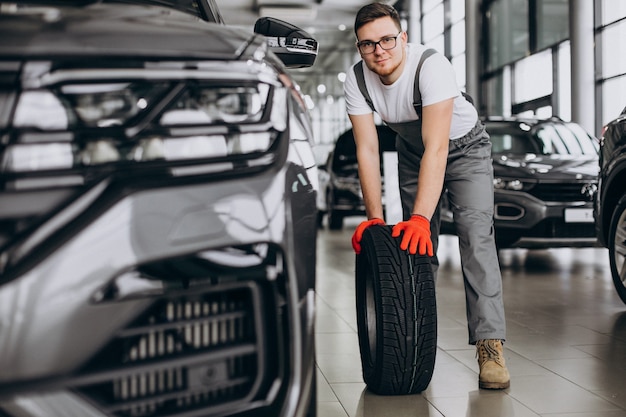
[492,153,599,181]
[0,3,261,60]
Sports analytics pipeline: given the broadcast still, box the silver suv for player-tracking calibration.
[0,1,319,416]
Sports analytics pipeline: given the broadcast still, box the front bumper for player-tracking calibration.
[0,165,317,417]
[493,189,597,248]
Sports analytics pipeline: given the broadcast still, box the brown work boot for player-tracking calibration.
[476,339,510,389]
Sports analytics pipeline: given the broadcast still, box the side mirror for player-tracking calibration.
[253,17,318,69]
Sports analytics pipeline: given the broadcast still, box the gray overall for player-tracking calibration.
[353,49,506,344]
[390,119,506,344]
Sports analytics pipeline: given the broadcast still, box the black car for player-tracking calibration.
[318,117,599,250]
[442,117,598,249]
[448,116,599,249]
[594,105,626,303]
[317,125,396,229]
[0,2,319,417]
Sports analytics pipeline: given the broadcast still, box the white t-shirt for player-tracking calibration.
[344,43,477,140]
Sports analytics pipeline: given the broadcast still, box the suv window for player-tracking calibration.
[536,123,598,155]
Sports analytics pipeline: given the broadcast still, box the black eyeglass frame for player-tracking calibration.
[356,32,403,55]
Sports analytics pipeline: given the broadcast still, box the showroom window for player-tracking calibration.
[482,0,571,118]
[422,2,444,45]
[418,0,467,89]
[536,0,569,50]
[485,0,529,71]
[513,50,552,104]
[596,0,626,125]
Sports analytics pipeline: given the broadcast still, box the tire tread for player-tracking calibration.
[356,225,437,395]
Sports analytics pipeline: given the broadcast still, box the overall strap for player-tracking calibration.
[353,61,375,112]
[413,48,437,118]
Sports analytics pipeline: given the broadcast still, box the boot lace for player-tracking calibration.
[476,339,505,367]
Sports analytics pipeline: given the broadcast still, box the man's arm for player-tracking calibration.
[411,97,454,219]
[349,113,384,220]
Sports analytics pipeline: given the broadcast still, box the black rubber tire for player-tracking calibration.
[305,371,316,417]
[328,210,343,230]
[608,194,626,304]
[355,225,437,395]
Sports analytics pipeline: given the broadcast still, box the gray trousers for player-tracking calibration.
[393,121,506,344]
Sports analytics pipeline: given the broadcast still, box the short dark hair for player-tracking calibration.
[354,3,402,36]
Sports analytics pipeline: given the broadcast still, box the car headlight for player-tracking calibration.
[3,80,286,174]
[493,178,531,191]
[333,177,362,196]
[159,84,270,126]
[1,142,75,172]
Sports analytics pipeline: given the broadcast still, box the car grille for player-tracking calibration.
[72,279,282,416]
[529,183,594,202]
[526,218,596,238]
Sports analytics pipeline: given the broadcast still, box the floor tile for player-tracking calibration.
[314,226,626,416]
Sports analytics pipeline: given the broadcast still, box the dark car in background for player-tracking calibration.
[317,125,396,229]
[454,116,599,249]
[0,1,319,416]
[318,117,599,250]
[594,105,626,304]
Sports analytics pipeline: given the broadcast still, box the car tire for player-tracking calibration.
[327,192,344,230]
[355,225,437,395]
[306,371,317,417]
[608,194,626,304]
[316,210,325,229]
[328,210,343,230]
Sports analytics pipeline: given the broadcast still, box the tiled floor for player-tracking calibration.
[314,218,626,417]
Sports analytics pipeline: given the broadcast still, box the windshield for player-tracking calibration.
[535,123,598,155]
[489,122,598,156]
[1,0,223,22]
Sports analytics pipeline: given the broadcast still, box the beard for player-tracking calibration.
[363,51,404,82]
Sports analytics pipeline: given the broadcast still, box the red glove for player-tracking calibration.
[352,218,385,254]
[391,214,434,256]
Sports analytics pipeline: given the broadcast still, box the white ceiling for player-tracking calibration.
[217,0,399,89]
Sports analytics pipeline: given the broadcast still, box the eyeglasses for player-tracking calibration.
[356,32,402,55]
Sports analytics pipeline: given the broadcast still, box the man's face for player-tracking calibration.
[356,16,406,81]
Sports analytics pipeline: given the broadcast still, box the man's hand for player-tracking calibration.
[391,215,433,256]
[352,218,385,254]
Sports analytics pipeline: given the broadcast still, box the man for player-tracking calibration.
[345,2,510,390]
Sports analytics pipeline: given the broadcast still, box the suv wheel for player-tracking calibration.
[327,192,344,230]
[609,194,626,304]
[355,225,437,395]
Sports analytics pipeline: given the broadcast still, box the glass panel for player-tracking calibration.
[450,0,465,23]
[422,0,442,13]
[424,35,445,55]
[490,133,538,153]
[557,41,571,122]
[513,50,552,103]
[601,20,626,79]
[486,0,529,70]
[450,20,466,56]
[536,123,597,155]
[422,3,444,42]
[451,54,466,90]
[536,0,569,49]
[485,73,506,116]
[601,0,626,25]
[602,75,626,126]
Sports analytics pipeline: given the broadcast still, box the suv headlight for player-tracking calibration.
[493,177,534,191]
[2,78,287,176]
